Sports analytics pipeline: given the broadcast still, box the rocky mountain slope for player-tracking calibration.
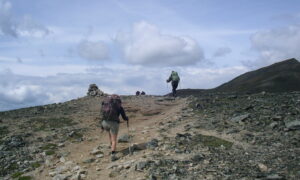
[175,58,300,97]
[0,91,300,179]
[214,58,300,93]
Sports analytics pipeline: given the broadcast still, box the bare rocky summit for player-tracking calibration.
[0,91,299,180]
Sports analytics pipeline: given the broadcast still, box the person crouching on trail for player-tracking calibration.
[166,71,180,97]
[100,94,128,161]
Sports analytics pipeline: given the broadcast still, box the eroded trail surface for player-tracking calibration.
[1,93,300,180]
[34,96,190,180]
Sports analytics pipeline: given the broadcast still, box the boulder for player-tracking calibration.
[87,84,104,97]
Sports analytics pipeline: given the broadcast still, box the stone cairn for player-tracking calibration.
[87,84,104,97]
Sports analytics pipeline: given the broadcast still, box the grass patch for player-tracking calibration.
[45,150,55,156]
[12,171,23,178]
[41,143,57,150]
[18,176,32,180]
[72,132,83,139]
[192,134,233,149]
[41,143,57,155]
[30,162,41,169]
[30,117,76,131]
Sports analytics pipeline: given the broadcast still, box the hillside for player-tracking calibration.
[214,58,300,93]
[172,58,300,97]
[0,92,299,179]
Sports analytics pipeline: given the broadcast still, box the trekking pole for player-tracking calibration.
[127,121,132,155]
[167,83,169,94]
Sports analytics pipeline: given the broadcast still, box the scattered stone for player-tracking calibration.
[60,157,66,163]
[68,131,76,137]
[272,116,282,121]
[230,114,250,122]
[191,154,204,162]
[90,148,102,155]
[58,143,65,148]
[72,166,81,172]
[146,139,159,150]
[118,134,131,143]
[285,120,300,130]
[83,158,95,164]
[49,171,57,177]
[96,154,104,158]
[266,174,284,180]
[270,122,278,129]
[258,163,268,172]
[135,161,149,171]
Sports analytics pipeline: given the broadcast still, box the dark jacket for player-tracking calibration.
[117,106,128,123]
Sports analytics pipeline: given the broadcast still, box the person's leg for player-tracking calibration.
[102,120,112,146]
[108,132,112,147]
[110,121,119,152]
[172,81,179,97]
[109,121,119,161]
[110,133,118,152]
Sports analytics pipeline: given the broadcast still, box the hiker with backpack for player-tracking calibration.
[100,94,129,161]
[166,71,180,97]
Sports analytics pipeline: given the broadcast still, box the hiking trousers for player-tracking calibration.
[172,80,179,97]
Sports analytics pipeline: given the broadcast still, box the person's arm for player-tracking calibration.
[119,106,128,121]
[166,74,172,82]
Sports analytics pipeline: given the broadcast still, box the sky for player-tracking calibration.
[0,0,300,111]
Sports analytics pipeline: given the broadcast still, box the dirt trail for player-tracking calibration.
[34,96,187,180]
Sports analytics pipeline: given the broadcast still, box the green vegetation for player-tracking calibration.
[71,132,83,139]
[18,176,32,180]
[30,162,41,169]
[41,143,57,155]
[41,143,57,150]
[29,117,76,131]
[0,126,9,137]
[192,134,233,149]
[45,150,55,156]
[12,172,23,178]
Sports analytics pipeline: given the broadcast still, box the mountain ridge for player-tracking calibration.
[175,58,300,97]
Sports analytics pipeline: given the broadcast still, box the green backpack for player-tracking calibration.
[171,71,180,81]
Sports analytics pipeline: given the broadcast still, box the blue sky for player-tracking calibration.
[1,0,300,111]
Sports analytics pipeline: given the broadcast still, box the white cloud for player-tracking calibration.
[17,15,49,37]
[116,21,204,66]
[213,47,232,58]
[179,66,248,89]
[0,0,49,38]
[0,63,249,111]
[77,40,110,61]
[247,24,300,67]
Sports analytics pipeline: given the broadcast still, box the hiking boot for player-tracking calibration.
[111,154,118,161]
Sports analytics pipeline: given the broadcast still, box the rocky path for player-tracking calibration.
[31,96,187,180]
[1,92,299,180]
